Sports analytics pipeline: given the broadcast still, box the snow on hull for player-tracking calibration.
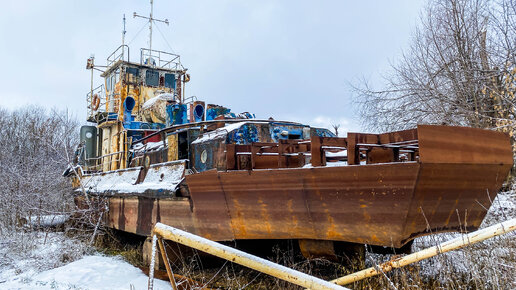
[80,161,185,195]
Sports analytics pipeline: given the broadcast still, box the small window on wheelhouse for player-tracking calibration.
[164,73,176,89]
[145,70,159,87]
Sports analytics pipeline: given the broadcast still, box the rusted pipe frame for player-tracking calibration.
[330,218,516,286]
[153,223,348,290]
[157,237,178,290]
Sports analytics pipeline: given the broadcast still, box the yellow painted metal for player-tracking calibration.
[101,127,111,172]
[330,218,516,286]
[167,134,178,161]
[152,223,348,290]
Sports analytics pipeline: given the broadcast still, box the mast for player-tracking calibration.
[133,0,169,65]
[149,0,153,53]
[122,14,126,47]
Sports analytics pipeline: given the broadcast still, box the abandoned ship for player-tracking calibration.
[65,6,514,264]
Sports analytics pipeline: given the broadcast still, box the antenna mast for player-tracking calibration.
[122,14,126,46]
[133,0,169,63]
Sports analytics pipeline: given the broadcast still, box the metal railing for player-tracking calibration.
[83,151,126,172]
[140,48,182,70]
[86,84,106,121]
[107,45,130,67]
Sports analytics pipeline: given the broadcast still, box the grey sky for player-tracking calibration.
[0,0,424,134]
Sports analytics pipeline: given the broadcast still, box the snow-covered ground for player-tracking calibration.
[1,255,171,290]
[0,232,171,290]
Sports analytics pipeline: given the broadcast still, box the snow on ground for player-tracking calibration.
[2,255,171,290]
[0,232,171,290]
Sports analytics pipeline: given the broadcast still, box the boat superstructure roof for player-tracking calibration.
[100,45,185,78]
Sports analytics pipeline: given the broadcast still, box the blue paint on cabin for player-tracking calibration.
[226,123,259,144]
[312,128,336,137]
[166,104,188,126]
[206,107,231,121]
[270,125,304,142]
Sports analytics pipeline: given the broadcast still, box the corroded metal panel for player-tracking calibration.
[401,163,512,243]
[98,125,513,250]
[418,125,513,164]
[185,170,236,240]
[108,196,139,233]
[186,163,420,247]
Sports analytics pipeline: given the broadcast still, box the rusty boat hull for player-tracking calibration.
[86,125,513,249]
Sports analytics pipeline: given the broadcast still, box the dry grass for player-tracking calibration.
[135,191,516,289]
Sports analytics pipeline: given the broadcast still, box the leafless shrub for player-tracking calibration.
[0,105,79,235]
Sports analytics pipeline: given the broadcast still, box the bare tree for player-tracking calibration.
[331,123,341,136]
[355,0,516,134]
[0,106,79,233]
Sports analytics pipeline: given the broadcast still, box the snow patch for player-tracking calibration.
[80,162,185,194]
[191,121,249,144]
[2,255,172,290]
[142,93,175,110]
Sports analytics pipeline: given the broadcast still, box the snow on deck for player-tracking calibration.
[191,121,250,144]
[81,162,185,194]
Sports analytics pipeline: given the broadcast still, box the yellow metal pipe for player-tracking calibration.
[152,223,348,290]
[331,218,516,286]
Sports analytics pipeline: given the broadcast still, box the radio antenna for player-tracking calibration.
[133,0,169,59]
[122,14,126,47]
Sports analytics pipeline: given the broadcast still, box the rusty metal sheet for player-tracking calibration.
[98,125,513,250]
[418,125,513,164]
[186,163,420,247]
[185,170,236,240]
[108,197,139,233]
[401,162,511,242]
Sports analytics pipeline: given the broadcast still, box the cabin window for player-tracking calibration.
[288,134,301,140]
[164,73,176,89]
[145,70,159,87]
[126,67,139,76]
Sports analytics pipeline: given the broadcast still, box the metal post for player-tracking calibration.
[331,218,516,286]
[149,0,153,55]
[152,223,348,290]
[157,237,178,290]
[147,234,157,290]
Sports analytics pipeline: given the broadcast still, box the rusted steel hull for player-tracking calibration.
[103,163,509,248]
[91,125,513,248]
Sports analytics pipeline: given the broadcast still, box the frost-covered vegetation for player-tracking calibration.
[0,106,78,234]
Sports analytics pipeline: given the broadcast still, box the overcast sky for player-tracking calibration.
[0,0,424,134]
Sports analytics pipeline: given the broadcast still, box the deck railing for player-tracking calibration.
[140,48,182,70]
[107,45,130,67]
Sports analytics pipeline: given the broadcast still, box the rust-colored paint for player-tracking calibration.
[99,125,512,249]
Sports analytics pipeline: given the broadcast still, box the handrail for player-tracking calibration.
[140,48,182,70]
[107,45,130,67]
